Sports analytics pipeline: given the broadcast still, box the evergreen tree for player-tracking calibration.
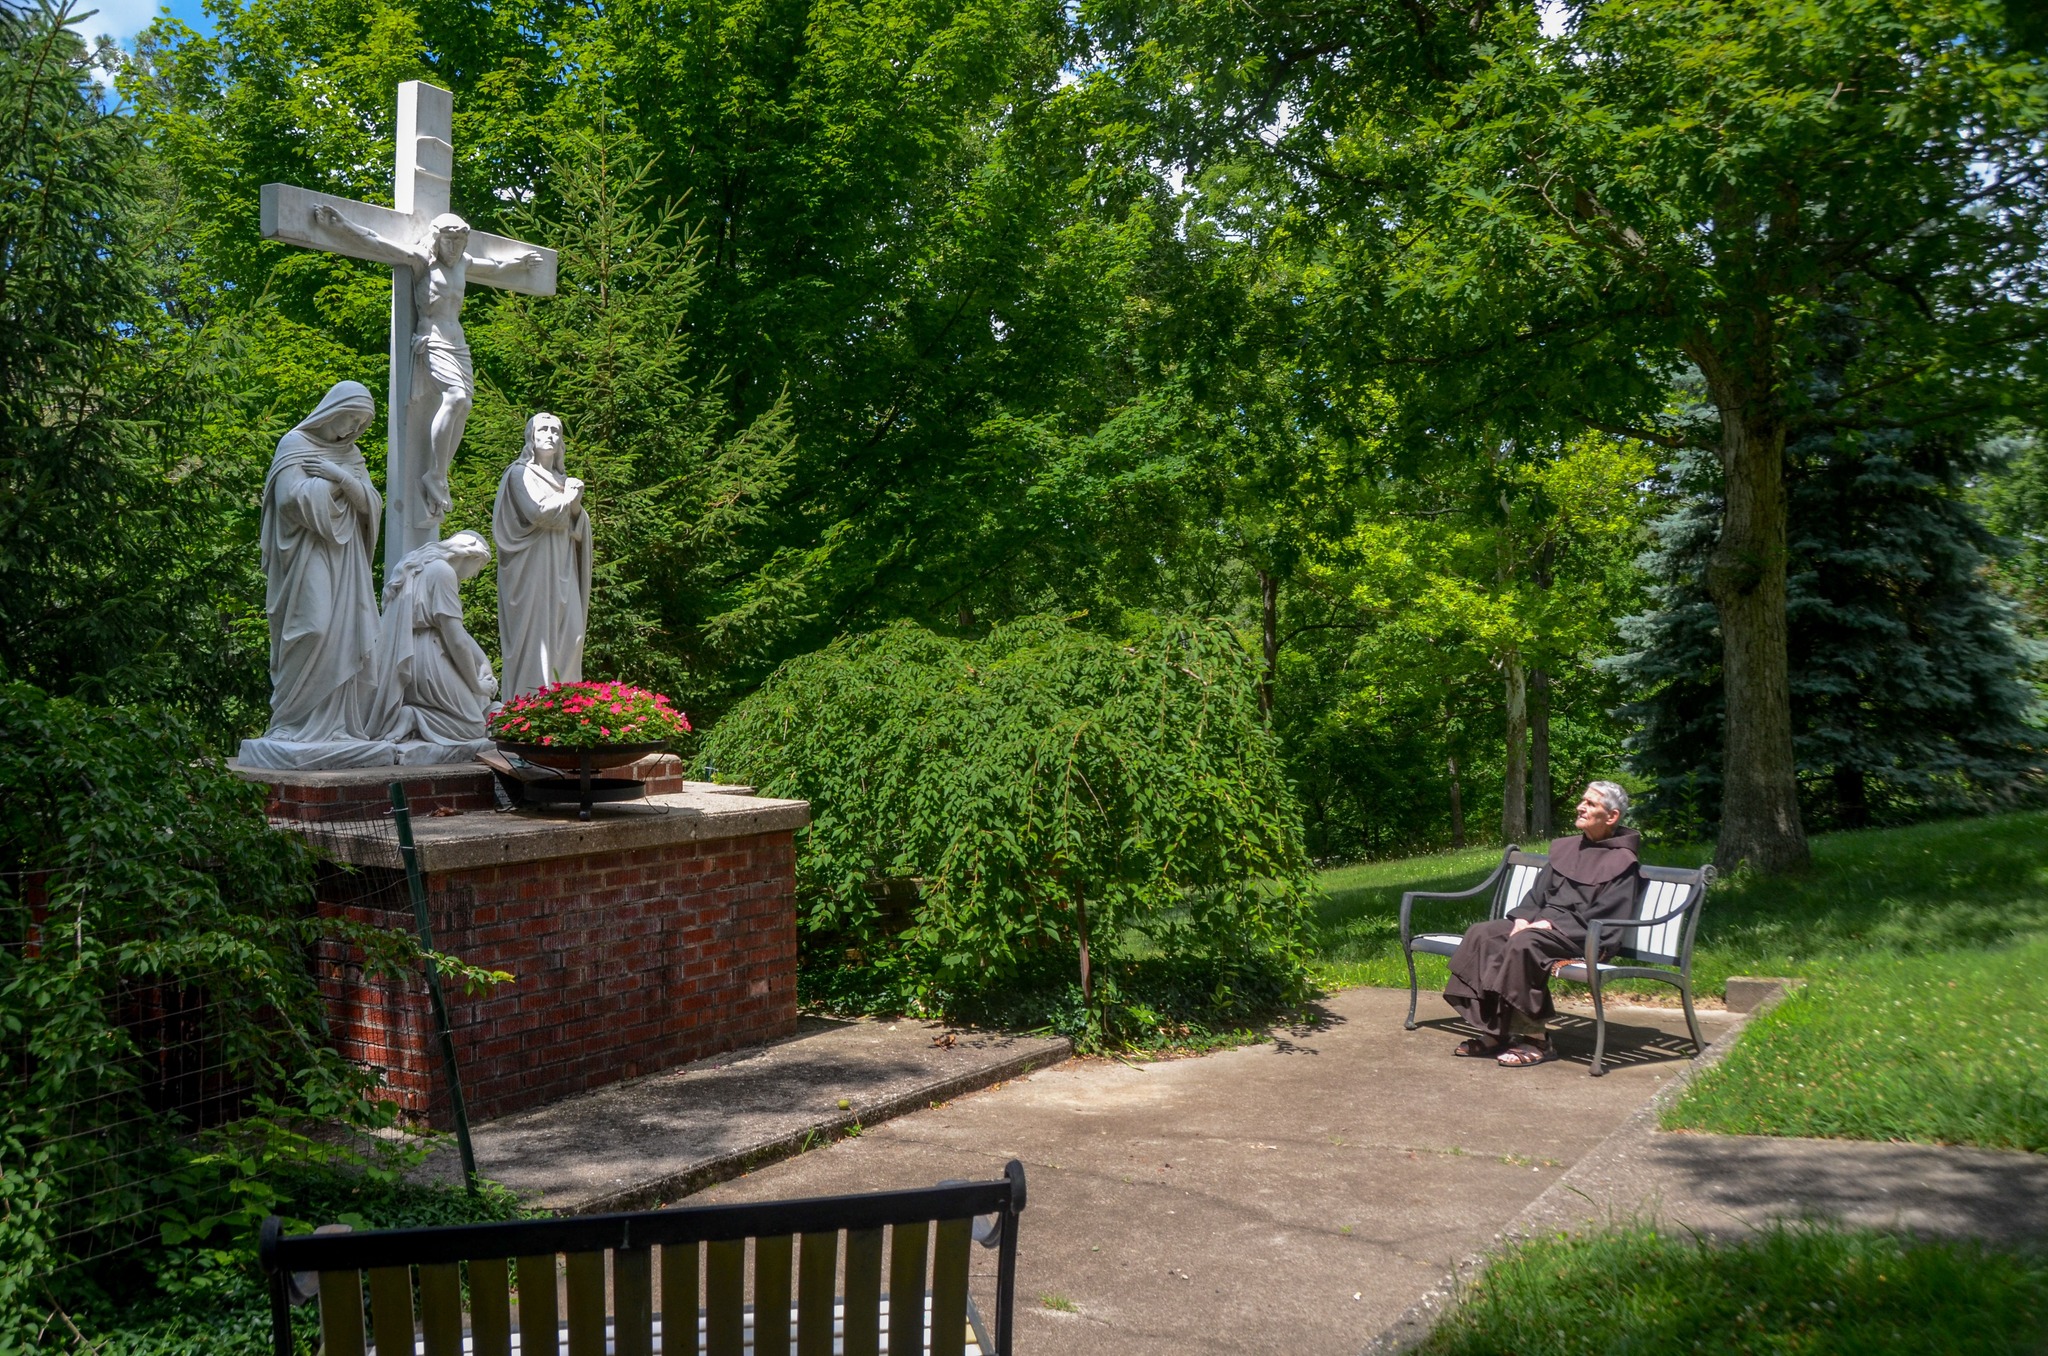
[0,0,265,744]
[1615,428,2045,836]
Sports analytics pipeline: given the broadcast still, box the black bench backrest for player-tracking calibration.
[261,1162,1025,1356]
[1491,849,1712,967]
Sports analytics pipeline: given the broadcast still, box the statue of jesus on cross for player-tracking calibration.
[260,81,557,569]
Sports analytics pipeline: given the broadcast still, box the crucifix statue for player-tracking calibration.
[259,81,557,568]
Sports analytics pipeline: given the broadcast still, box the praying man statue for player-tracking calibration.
[309,205,543,519]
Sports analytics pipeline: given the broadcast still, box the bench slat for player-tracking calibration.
[706,1238,746,1356]
[517,1255,560,1356]
[842,1227,884,1356]
[888,1222,929,1356]
[797,1231,837,1356]
[369,1265,415,1356]
[615,1246,654,1356]
[566,1251,606,1356]
[755,1235,793,1355]
[661,1242,699,1356]
[469,1257,513,1356]
[319,1269,368,1356]
[419,1262,464,1356]
[929,1219,971,1356]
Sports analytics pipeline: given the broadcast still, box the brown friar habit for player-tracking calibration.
[1442,827,1643,1040]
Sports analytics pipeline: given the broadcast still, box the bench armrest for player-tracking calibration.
[1585,890,1705,964]
[1399,848,1515,945]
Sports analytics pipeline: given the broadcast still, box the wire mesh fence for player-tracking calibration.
[6,787,478,1277]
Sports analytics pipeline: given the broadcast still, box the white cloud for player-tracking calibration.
[1537,0,1572,39]
[68,0,172,43]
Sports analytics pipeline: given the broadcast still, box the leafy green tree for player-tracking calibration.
[1096,0,2048,872]
[700,615,1315,1044]
[444,120,800,713]
[1978,428,2048,670]
[127,0,1220,719]
[1272,429,1653,857]
[1336,0,2048,870]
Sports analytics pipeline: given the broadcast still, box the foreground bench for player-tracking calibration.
[1398,846,1715,1075]
[261,1161,1025,1355]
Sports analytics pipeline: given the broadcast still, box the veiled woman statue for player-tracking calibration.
[493,412,590,700]
[239,381,386,768]
[369,532,498,754]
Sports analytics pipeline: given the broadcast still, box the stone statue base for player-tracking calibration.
[395,738,495,766]
[237,737,493,770]
[237,737,399,771]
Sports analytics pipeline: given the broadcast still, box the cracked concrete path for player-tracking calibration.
[689,986,1727,1356]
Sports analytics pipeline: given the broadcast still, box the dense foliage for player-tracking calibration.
[0,2,267,743]
[0,683,502,1350]
[701,616,1315,1043]
[1616,433,2044,836]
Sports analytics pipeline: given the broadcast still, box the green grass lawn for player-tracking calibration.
[1312,810,2048,1000]
[1417,1224,2048,1356]
[1667,937,2048,1151]
[1316,811,2048,1152]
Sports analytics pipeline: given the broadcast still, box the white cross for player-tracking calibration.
[259,81,556,570]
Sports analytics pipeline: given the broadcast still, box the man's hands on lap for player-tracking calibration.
[1509,918,1554,935]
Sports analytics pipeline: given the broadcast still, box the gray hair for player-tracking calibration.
[1585,780,1630,822]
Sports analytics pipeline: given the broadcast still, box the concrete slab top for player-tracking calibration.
[425,1017,1072,1213]
[285,786,812,871]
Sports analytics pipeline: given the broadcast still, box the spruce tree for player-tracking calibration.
[1615,428,2044,835]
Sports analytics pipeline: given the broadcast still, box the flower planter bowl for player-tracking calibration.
[492,740,670,819]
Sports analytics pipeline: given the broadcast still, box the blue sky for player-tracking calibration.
[82,0,213,44]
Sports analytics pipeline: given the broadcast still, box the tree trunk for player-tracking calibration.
[1075,891,1092,1008]
[1530,667,1553,838]
[1447,750,1466,849]
[1258,569,1279,718]
[1700,358,1809,873]
[1501,652,1528,844]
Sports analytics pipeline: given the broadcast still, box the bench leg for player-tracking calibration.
[1403,948,1420,1031]
[1587,969,1608,1077]
[1680,982,1705,1057]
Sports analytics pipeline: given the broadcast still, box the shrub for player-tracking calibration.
[700,615,1317,1045]
[0,684,482,1348]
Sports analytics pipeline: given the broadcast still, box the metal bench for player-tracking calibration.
[260,1162,1025,1356]
[1398,846,1716,1075]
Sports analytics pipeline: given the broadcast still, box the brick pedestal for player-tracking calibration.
[233,762,806,1126]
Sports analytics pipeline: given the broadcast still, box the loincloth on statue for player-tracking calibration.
[411,335,474,396]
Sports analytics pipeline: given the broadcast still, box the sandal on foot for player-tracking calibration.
[1496,1038,1558,1068]
[1453,1036,1504,1058]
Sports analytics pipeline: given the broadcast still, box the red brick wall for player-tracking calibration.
[266,772,496,821]
[312,830,798,1125]
[263,755,687,822]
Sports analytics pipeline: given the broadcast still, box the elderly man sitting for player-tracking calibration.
[1443,781,1642,1067]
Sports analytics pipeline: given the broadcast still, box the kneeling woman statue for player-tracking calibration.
[369,532,498,755]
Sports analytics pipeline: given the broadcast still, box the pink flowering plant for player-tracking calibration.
[489,681,691,749]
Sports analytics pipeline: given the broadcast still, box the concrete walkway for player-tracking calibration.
[688,988,1728,1356]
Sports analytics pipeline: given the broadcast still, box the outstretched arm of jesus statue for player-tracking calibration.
[310,204,428,269]
[465,247,546,281]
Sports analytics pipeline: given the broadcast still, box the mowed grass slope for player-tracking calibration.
[1316,810,2048,1152]
[1312,810,2048,999]
[1417,1224,2048,1356]
[1667,938,2048,1150]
